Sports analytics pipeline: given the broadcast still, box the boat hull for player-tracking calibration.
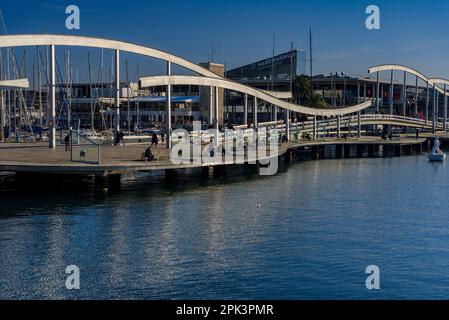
[428,154,447,162]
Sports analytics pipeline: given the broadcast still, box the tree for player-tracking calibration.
[292,75,328,108]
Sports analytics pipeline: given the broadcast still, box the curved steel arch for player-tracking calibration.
[0,34,220,78]
[0,79,29,89]
[368,64,449,95]
[140,75,373,117]
[0,35,373,116]
[368,64,428,82]
[428,78,449,86]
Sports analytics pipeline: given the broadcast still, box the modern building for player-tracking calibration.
[224,50,301,123]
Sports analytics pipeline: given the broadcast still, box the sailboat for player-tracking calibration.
[428,138,447,162]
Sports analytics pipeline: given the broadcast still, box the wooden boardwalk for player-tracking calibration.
[0,136,428,176]
[0,143,174,175]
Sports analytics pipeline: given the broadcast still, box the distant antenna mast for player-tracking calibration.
[271,34,275,92]
[0,8,8,34]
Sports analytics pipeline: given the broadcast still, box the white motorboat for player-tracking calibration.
[428,138,447,162]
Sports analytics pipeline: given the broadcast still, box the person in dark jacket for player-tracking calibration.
[64,133,71,151]
[151,133,159,148]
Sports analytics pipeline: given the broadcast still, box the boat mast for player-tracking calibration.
[65,49,72,130]
[309,27,314,107]
[126,59,131,133]
[108,66,112,131]
[88,52,94,131]
[45,45,49,133]
[100,48,104,132]
[136,65,140,130]
[6,48,11,138]
[271,34,275,121]
[37,46,43,137]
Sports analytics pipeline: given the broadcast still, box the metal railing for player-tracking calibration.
[70,130,102,165]
[170,113,446,154]
[288,114,444,132]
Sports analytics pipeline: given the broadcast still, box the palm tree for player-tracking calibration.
[292,74,327,108]
[292,74,310,105]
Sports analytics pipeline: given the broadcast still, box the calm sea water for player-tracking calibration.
[1,154,449,300]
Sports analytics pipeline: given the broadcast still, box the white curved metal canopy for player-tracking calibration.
[0,79,29,89]
[0,34,220,78]
[0,35,373,116]
[368,64,428,81]
[140,75,373,117]
[368,64,449,95]
[428,78,449,86]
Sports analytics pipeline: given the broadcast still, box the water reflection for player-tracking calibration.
[1,155,449,299]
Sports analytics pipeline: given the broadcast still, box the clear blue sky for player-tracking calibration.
[1,0,449,80]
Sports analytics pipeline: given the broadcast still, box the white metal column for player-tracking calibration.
[254,97,258,128]
[114,49,120,140]
[389,70,394,115]
[0,90,4,142]
[244,93,248,126]
[436,88,440,129]
[415,76,419,115]
[402,71,407,116]
[215,86,219,133]
[209,87,214,125]
[376,72,380,112]
[0,50,3,142]
[167,61,172,149]
[357,111,362,138]
[445,84,448,132]
[433,84,436,133]
[426,81,429,123]
[49,45,56,149]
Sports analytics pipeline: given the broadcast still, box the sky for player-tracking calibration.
[1,0,449,81]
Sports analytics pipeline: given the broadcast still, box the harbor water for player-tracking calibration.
[1,154,449,300]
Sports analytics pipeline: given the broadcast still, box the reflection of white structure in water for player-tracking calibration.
[428,138,446,162]
[169,122,280,176]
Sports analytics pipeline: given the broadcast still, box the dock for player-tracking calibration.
[0,136,429,180]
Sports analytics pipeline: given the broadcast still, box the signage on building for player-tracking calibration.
[227,50,298,81]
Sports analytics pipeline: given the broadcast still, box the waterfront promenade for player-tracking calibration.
[0,135,430,177]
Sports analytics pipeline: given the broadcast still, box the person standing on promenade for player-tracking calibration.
[151,132,159,148]
[64,133,71,152]
[115,131,126,147]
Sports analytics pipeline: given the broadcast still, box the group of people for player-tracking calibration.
[144,131,166,162]
[112,130,165,148]
[143,132,164,162]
